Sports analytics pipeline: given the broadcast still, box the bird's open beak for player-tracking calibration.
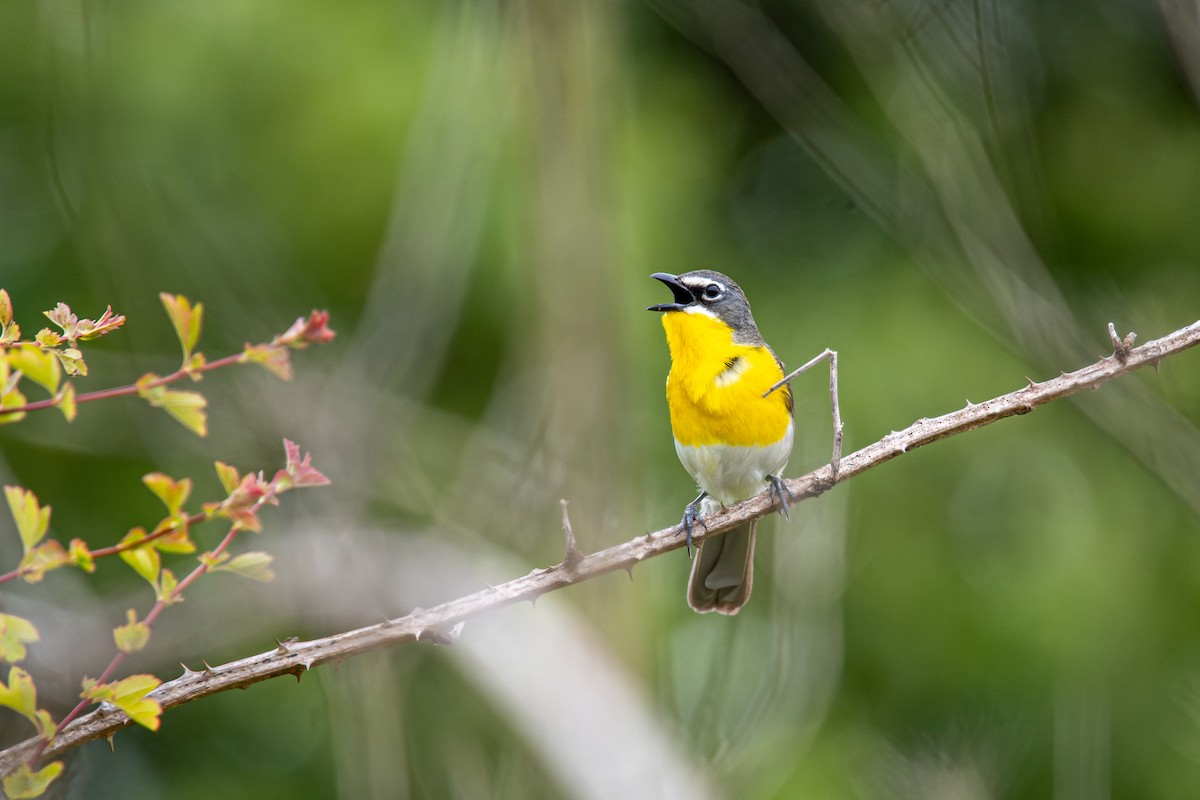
[647,273,694,312]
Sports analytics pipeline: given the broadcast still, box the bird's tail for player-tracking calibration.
[686,520,756,615]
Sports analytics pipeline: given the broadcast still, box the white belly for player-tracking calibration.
[674,420,794,511]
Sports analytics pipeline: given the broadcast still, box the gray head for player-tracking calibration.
[647,270,764,345]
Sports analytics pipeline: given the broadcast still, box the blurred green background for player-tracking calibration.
[2,0,1200,798]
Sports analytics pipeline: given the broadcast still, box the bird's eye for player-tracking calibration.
[702,283,722,301]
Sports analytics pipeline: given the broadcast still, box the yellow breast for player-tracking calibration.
[661,310,792,447]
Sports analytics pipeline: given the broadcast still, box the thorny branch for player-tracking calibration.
[1,318,1198,776]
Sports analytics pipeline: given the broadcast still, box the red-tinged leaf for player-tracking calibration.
[2,760,64,799]
[75,305,126,341]
[68,538,95,572]
[118,528,161,585]
[17,540,69,584]
[215,551,275,582]
[5,486,50,552]
[273,309,336,348]
[0,289,11,327]
[56,381,77,421]
[279,439,330,489]
[6,344,60,395]
[214,461,240,494]
[222,473,272,531]
[143,473,192,516]
[0,666,39,720]
[159,293,203,361]
[0,613,39,663]
[241,342,293,381]
[43,303,78,341]
[113,609,152,654]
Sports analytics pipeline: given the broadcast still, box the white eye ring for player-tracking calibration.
[701,283,722,301]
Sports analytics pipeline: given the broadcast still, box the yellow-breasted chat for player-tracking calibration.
[648,270,794,615]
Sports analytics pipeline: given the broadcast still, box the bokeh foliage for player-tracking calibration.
[2,0,1200,797]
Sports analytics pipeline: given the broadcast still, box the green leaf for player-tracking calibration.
[0,666,38,720]
[85,674,162,731]
[159,293,203,361]
[214,551,275,582]
[16,540,69,583]
[149,519,195,554]
[156,568,181,604]
[6,344,61,395]
[68,538,95,572]
[33,328,60,347]
[2,761,64,799]
[118,528,161,585]
[4,486,50,552]
[56,382,76,422]
[161,390,207,436]
[0,386,27,424]
[113,609,152,654]
[137,378,208,437]
[143,473,192,516]
[214,461,241,495]
[0,614,39,663]
[199,551,229,569]
[52,347,87,377]
[241,343,293,380]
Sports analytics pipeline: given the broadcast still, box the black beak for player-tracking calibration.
[647,272,694,312]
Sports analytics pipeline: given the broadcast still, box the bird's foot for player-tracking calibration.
[767,475,795,521]
[680,492,708,557]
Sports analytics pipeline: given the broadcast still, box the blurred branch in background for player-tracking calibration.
[5,315,1196,782]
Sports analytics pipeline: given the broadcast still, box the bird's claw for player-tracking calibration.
[767,475,795,521]
[680,492,708,557]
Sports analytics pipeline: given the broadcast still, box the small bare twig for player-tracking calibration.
[2,318,1198,777]
[765,347,843,479]
[1108,322,1137,363]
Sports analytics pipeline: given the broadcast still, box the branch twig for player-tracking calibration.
[2,318,1198,775]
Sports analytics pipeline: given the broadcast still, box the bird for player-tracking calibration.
[648,270,794,615]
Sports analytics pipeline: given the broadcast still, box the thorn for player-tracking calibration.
[179,663,202,679]
[560,499,583,569]
[1025,376,1037,388]
[624,566,635,581]
[201,660,216,677]
[275,637,299,655]
[105,733,116,752]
